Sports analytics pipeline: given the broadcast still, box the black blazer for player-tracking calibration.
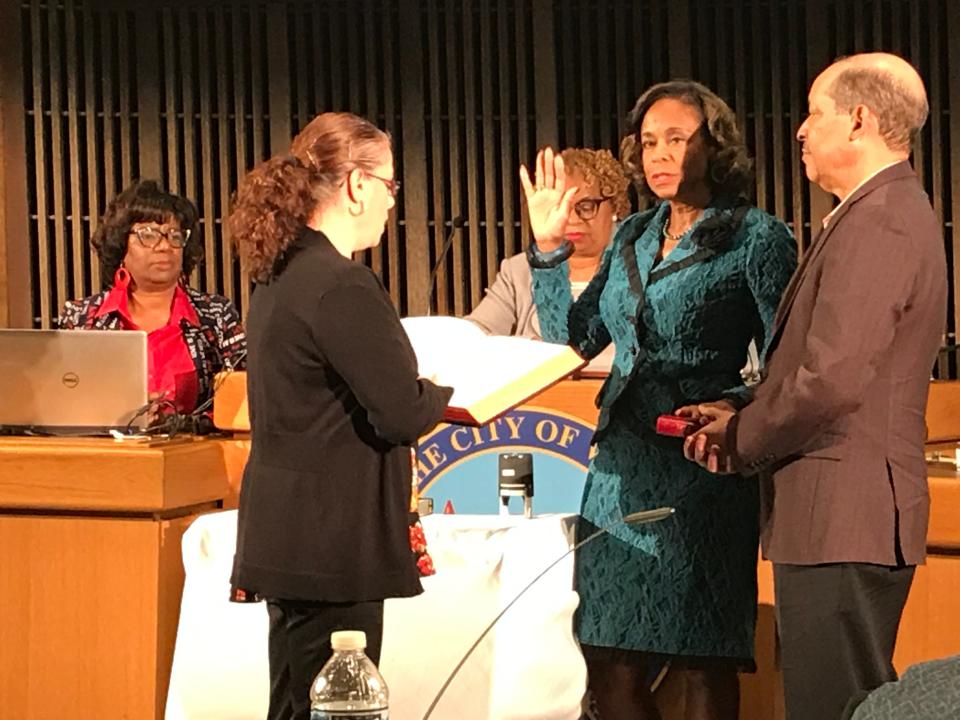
[231,229,452,602]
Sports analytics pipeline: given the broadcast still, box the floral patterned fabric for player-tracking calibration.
[409,447,435,577]
[57,283,246,413]
[531,200,797,661]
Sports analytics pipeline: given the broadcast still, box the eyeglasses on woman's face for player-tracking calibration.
[365,171,401,198]
[130,224,190,249]
[572,196,611,221]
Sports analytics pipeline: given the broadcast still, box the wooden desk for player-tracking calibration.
[925,380,960,443]
[0,436,231,720]
[894,468,960,669]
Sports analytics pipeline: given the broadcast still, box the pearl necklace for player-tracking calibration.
[662,224,688,242]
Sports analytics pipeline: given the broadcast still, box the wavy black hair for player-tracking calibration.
[91,179,202,289]
[620,80,754,203]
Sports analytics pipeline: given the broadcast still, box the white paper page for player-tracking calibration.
[401,316,572,408]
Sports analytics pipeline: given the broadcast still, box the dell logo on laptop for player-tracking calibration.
[61,372,80,389]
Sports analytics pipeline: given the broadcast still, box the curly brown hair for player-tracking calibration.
[229,112,391,282]
[620,81,753,203]
[560,148,632,219]
[92,180,202,289]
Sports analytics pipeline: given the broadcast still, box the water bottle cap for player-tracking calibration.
[330,630,367,651]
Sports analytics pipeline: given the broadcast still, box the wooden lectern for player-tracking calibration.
[0,436,231,720]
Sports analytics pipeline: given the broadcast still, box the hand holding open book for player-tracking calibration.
[401,316,586,426]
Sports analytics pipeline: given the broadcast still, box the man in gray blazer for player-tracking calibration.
[684,53,947,720]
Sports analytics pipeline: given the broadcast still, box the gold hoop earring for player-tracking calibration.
[349,200,365,217]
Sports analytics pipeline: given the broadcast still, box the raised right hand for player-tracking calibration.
[519,147,579,251]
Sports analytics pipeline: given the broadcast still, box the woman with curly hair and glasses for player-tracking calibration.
[57,180,246,417]
[522,82,798,719]
[228,111,452,720]
[467,148,630,343]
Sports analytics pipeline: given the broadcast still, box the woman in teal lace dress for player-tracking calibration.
[520,82,797,720]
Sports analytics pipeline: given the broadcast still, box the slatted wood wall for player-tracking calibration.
[3,0,960,373]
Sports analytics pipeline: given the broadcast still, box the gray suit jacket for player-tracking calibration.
[466,253,542,339]
[466,252,617,372]
[733,162,947,566]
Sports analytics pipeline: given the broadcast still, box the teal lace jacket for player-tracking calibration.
[532,200,798,440]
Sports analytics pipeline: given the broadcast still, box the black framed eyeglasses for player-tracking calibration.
[573,196,611,221]
[366,172,401,197]
[131,225,190,249]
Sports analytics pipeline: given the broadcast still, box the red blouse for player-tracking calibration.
[95,269,200,414]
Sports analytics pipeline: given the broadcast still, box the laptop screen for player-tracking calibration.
[0,329,149,433]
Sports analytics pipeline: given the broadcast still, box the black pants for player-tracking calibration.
[773,562,914,720]
[266,598,384,720]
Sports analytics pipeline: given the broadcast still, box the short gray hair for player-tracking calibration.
[827,66,929,152]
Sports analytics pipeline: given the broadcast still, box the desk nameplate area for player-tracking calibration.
[0,436,230,515]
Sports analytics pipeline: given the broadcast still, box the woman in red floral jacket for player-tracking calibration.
[58,180,246,417]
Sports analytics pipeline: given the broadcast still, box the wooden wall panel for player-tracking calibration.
[1,0,29,329]
[0,104,5,326]
[398,0,429,314]
[28,0,51,325]
[416,1,538,315]
[946,0,960,379]
[2,0,958,375]
[0,21,6,327]
[0,101,5,327]
[461,2,483,314]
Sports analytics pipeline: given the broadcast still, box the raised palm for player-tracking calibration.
[519,147,579,251]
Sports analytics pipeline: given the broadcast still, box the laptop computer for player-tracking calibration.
[0,329,149,434]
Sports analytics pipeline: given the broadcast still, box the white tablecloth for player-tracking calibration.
[165,512,586,720]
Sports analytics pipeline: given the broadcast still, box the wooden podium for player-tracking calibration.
[211,371,602,506]
[0,436,231,720]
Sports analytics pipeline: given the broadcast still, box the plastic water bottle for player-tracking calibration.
[309,630,389,720]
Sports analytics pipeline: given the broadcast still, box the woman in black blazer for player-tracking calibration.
[229,111,452,720]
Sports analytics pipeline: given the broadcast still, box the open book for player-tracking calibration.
[401,316,586,426]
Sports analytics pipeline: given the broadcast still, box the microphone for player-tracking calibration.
[426,215,466,316]
[421,506,676,720]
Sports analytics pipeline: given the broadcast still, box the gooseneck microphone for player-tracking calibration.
[426,215,466,315]
[421,506,676,720]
